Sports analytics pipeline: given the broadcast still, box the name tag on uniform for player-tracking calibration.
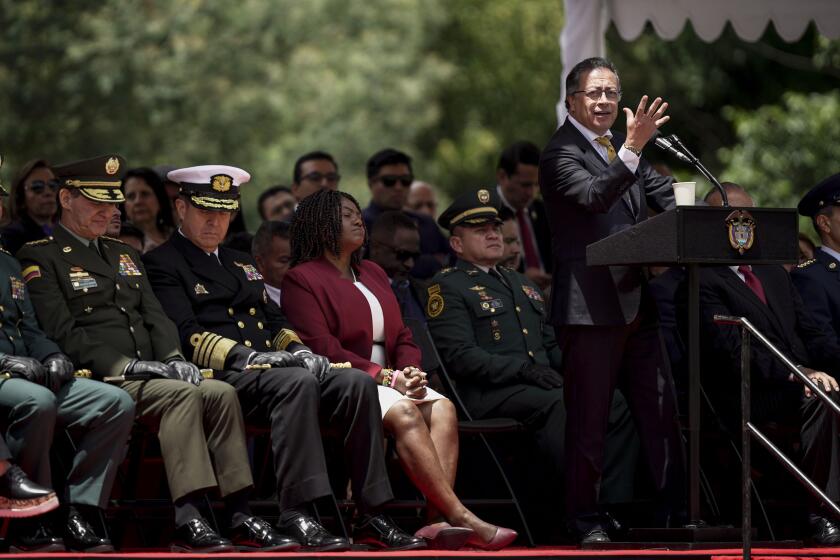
[118,254,142,276]
[234,261,263,281]
[9,277,25,300]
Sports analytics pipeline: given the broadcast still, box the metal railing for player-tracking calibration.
[713,315,840,560]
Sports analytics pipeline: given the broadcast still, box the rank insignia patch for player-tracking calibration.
[118,254,143,276]
[234,261,263,281]
[195,283,209,295]
[9,277,25,300]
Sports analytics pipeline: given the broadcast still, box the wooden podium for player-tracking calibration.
[587,206,798,543]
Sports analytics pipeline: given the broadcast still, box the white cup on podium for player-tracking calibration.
[672,181,696,206]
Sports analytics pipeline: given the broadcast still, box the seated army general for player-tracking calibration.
[0,175,133,553]
[426,189,638,536]
[142,166,425,552]
[16,156,292,553]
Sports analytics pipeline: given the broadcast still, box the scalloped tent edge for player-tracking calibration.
[556,0,840,123]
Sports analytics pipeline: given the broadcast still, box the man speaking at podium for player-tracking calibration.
[539,57,683,544]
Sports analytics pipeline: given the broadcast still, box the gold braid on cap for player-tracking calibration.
[272,328,302,351]
[190,331,238,370]
[190,195,240,211]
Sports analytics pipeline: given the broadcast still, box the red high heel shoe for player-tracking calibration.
[414,522,474,550]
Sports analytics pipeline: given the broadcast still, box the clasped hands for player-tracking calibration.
[127,358,203,385]
[0,353,74,392]
[393,366,428,399]
[246,349,331,382]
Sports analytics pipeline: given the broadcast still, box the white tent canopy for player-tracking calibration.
[558,0,840,122]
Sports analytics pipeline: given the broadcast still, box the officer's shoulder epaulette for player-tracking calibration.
[22,237,54,248]
[498,265,514,273]
[439,267,454,275]
[101,235,126,244]
[797,258,816,269]
[0,247,10,256]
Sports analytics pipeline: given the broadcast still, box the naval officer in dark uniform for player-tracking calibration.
[426,189,638,536]
[143,165,423,551]
[0,172,133,553]
[792,173,840,346]
[16,155,294,553]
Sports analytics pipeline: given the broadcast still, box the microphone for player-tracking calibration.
[653,133,693,164]
[652,131,730,207]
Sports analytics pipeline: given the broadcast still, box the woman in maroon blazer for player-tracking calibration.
[282,190,516,551]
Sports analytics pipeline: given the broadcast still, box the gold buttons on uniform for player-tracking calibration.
[515,306,521,312]
[228,308,234,316]
[237,321,245,328]
[249,308,256,316]
[136,350,142,357]
[490,308,495,313]
[129,326,135,333]
[83,288,88,293]
[116,284,121,290]
[265,340,271,348]
[244,340,252,347]
[257,321,264,329]
[8,336,13,342]
[135,283,140,288]
[120,307,126,312]
[528,350,534,357]
[522,328,529,335]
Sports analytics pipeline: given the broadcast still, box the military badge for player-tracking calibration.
[118,254,143,276]
[211,174,232,192]
[522,285,544,302]
[70,271,97,291]
[427,284,444,318]
[9,277,25,300]
[194,283,209,295]
[62,246,72,253]
[725,210,756,255]
[22,265,41,283]
[234,261,263,281]
[105,157,120,175]
[490,319,501,341]
[831,262,838,270]
[477,189,490,204]
[469,285,486,291]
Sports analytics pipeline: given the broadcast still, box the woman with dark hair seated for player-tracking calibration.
[122,167,176,252]
[2,159,59,254]
[282,190,516,551]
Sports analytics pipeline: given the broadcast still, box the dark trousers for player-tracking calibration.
[557,302,683,533]
[216,366,393,512]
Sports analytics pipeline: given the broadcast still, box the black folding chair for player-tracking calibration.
[403,317,535,547]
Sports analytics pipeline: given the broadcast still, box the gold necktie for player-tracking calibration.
[595,136,616,162]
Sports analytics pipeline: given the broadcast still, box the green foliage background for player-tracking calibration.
[0,1,836,233]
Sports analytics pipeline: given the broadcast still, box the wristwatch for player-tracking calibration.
[623,143,642,156]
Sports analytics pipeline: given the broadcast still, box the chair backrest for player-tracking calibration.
[403,316,477,421]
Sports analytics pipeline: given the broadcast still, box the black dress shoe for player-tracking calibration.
[64,511,113,552]
[277,513,350,552]
[811,516,840,545]
[229,516,300,552]
[171,517,235,552]
[354,514,427,551]
[9,521,66,553]
[0,465,59,518]
[580,528,611,545]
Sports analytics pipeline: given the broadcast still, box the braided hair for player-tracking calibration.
[290,189,365,267]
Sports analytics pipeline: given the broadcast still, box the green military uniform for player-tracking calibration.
[16,155,252,503]
[427,189,638,508]
[0,245,135,509]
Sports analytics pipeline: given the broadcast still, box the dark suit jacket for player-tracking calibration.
[143,233,306,371]
[538,118,674,326]
[791,249,840,347]
[682,265,840,417]
[282,258,422,378]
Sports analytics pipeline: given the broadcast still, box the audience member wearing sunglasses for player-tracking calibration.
[2,159,59,255]
[361,149,450,280]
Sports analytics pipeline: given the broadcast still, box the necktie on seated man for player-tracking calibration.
[738,265,767,305]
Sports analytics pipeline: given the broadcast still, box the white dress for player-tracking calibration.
[351,277,445,419]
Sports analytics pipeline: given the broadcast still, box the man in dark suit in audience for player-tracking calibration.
[680,183,840,544]
[496,141,553,290]
[367,211,427,324]
[538,56,682,543]
[792,174,840,346]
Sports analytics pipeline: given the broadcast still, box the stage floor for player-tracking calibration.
[1,546,840,560]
